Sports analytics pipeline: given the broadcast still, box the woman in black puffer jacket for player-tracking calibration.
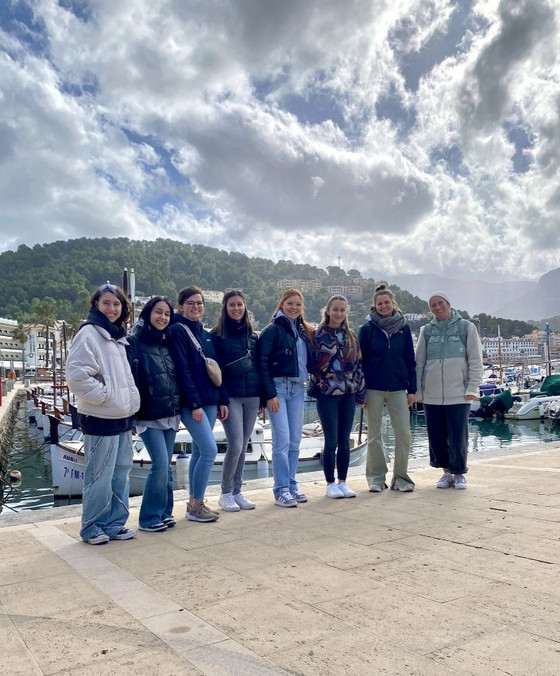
[256,288,314,508]
[211,290,261,513]
[127,296,181,533]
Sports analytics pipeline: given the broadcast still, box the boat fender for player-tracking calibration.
[176,453,189,488]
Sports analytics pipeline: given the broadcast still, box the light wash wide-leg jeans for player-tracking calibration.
[80,431,133,542]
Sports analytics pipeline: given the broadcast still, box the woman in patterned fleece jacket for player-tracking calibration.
[313,295,366,499]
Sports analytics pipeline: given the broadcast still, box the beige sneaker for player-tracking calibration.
[187,504,219,522]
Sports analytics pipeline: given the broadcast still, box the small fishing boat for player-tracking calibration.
[50,420,368,498]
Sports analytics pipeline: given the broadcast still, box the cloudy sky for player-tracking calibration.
[1,0,559,282]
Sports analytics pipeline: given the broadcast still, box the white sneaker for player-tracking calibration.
[326,483,344,499]
[234,493,255,510]
[337,482,356,498]
[454,474,468,490]
[369,484,383,493]
[218,493,240,512]
[436,472,454,489]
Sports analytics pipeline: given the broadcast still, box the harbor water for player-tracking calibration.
[3,402,560,514]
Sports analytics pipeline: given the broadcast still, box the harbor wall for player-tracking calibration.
[0,385,26,507]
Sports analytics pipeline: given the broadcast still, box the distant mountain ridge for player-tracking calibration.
[493,268,560,321]
[391,273,538,319]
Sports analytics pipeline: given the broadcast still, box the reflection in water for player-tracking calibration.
[1,405,54,513]
[382,411,560,460]
[3,402,560,513]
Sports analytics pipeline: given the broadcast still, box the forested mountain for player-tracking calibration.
[0,237,412,329]
[0,237,537,336]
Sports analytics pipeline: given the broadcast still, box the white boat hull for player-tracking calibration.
[504,396,560,421]
[51,422,367,498]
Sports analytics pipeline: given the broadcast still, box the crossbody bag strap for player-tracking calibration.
[182,324,205,356]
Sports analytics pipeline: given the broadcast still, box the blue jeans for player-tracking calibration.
[138,427,177,527]
[269,378,305,496]
[80,431,133,541]
[316,392,356,483]
[221,397,260,494]
[181,406,218,500]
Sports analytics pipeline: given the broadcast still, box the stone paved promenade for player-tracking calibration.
[2,437,560,675]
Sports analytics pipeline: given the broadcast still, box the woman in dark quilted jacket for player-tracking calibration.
[127,296,181,533]
[211,290,261,513]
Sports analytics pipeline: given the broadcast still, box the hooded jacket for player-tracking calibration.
[415,310,483,405]
[256,313,313,401]
[66,324,140,421]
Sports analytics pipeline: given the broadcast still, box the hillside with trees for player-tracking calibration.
[0,237,537,335]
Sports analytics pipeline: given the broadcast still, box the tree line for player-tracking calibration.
[1,237,537,339]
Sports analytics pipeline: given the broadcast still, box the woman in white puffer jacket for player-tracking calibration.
[66,283,140,545]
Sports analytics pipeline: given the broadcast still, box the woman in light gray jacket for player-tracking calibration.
[66,284,140,545]
[415,293,483,490]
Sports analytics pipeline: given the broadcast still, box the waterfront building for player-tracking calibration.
[482,336,540,361]
[0,318,61,376]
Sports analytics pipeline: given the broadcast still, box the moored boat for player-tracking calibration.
[50,421,368,498]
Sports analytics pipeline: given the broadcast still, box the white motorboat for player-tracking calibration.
[50,420,368,498]
[504,395,560,421]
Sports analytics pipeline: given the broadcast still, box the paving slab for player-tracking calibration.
[2,444,560,675]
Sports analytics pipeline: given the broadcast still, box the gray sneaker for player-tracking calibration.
[290,490,308,503]
[275,491,298,507]
[187,503,219,522]
[187,502,219,516]
[436,472,454,489]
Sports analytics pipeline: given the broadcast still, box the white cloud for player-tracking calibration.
[0,0,559,283]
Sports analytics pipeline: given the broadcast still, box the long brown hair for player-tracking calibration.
[272,288,314,337]
[212,290,254,339]
[319,294,359,361]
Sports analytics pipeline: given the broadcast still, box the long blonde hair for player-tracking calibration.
[319,295,359,361]
[272,288,314,337]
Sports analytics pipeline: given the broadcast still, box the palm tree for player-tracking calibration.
[11,323,30,377]
[31,297,57,368]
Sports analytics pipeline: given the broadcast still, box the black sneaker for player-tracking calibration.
[139,523,167,532]
[162,517,176,528]
[112,528,136,540]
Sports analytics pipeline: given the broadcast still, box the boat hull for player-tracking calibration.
[51,427,367,498]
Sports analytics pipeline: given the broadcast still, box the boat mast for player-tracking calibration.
[497,325,503,383]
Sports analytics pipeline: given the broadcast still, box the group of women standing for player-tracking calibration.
[66,280,481,545]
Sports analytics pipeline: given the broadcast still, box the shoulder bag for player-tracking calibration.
[182,325,223,387]
[223,350,253,378]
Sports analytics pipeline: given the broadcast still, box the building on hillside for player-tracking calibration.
[525,330,560,360]
[205,290,225,304]
[276,279,323,293]
[325,285,363,297]
[404,313,426,321]
[482,337,540,362]
[350,276,369,286]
